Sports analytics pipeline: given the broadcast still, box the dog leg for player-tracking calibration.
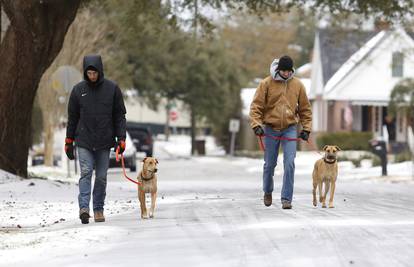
[322,181,330,208]
[329,180,336,208]
[312,181,318,207]
[149,192,157,218]
[318,181,323,203]
[139,190,148,219]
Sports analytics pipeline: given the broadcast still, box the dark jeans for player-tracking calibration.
[77,147,110,212]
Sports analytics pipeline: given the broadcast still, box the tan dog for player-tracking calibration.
[312,145,340,208]
[137,157,158,219]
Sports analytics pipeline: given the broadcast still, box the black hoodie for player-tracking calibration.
[66,55,126,151]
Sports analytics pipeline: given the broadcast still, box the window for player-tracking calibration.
[392,52,404,77]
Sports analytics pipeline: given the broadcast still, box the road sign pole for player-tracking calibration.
[230,131,236,156]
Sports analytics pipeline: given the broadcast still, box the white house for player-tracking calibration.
[310,28,414,145]
[124,90,191,135]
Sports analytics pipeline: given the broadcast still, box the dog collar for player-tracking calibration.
[140,173,154,181]
[324,158,337,164]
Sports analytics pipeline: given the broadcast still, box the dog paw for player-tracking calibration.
[149,214,154,219]
[313,201,317,207]
[329,203,335,208]
[322,204,327,208]
[141,214,149,219]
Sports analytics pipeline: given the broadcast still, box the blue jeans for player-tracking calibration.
[263,125,297,202]
[77,147,110,212]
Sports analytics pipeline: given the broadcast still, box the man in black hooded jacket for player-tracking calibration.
[65,55,126,224]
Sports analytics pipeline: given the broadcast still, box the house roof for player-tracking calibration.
[324,28,414,104]
[319,28,377,85]
[324,30,387,94]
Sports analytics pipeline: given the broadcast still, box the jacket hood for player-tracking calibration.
[270,58,295,81]
[83,55,104,84]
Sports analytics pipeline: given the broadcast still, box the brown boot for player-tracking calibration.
[282,200,292,209]
[94,210,105,222]
[264,193,272,207]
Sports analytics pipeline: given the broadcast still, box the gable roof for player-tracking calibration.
[318,28,377,85]
[324,30,387,94]
[324,29,414,104]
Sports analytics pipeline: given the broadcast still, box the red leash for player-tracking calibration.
[258,134,301,151]
[258,134,323,155]
[115,148,142,186]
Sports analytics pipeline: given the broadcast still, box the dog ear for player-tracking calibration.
[323,145,329,151]
[335,146,341,151]
[155,158,159,164]
[142,157,147,162]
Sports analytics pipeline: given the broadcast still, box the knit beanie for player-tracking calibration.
[277,55,294,71]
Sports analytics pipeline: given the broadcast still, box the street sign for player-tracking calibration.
[229,119,240,133]
[229,119,240,157]
[170,110,178,121]
[51,65,82,93]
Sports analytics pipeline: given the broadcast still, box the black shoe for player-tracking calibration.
[79,209,90,224]
[264,193,272,207]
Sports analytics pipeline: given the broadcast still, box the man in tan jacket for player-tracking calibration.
[250,55,312,209]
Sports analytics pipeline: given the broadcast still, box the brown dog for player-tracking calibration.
[312,145,340,208]
[137,157,158,219]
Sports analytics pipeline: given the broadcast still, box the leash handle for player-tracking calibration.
[258,134,301,152]
[115,147,142,186]
[258,134,322,155]
[258,135,265,151]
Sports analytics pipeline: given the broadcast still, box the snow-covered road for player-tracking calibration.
[1,153,414,266]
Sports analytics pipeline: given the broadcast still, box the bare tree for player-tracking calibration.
[0,0,80,177]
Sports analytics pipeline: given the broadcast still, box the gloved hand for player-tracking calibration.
[299,131,310,141]
[64,138,75,160]
[253,125,264,136]
[115,139,126,154]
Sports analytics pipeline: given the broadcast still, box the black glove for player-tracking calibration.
[299,131,310,141]
[64,138,75,160]
[115,139,126,154]
[253,126,264,136]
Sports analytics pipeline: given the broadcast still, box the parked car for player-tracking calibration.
[126,122,153,157]
[109,131,137,172]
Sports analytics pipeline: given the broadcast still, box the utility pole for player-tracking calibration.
[190,0,198,155]
[165,99,171,141]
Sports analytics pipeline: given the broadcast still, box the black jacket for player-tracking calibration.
[66,55,126,151]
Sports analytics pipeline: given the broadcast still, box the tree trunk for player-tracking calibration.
[190,105,197,155]
[0,0,80,177]
[44,122,55,167]
[0,2,2,41]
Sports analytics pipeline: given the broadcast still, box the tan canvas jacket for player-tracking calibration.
[249,75,312,132]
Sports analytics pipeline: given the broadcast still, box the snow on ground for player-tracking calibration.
[1,135,414,266]
[155,134,226,157]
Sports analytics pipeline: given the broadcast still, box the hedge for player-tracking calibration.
[316,132,373,151]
